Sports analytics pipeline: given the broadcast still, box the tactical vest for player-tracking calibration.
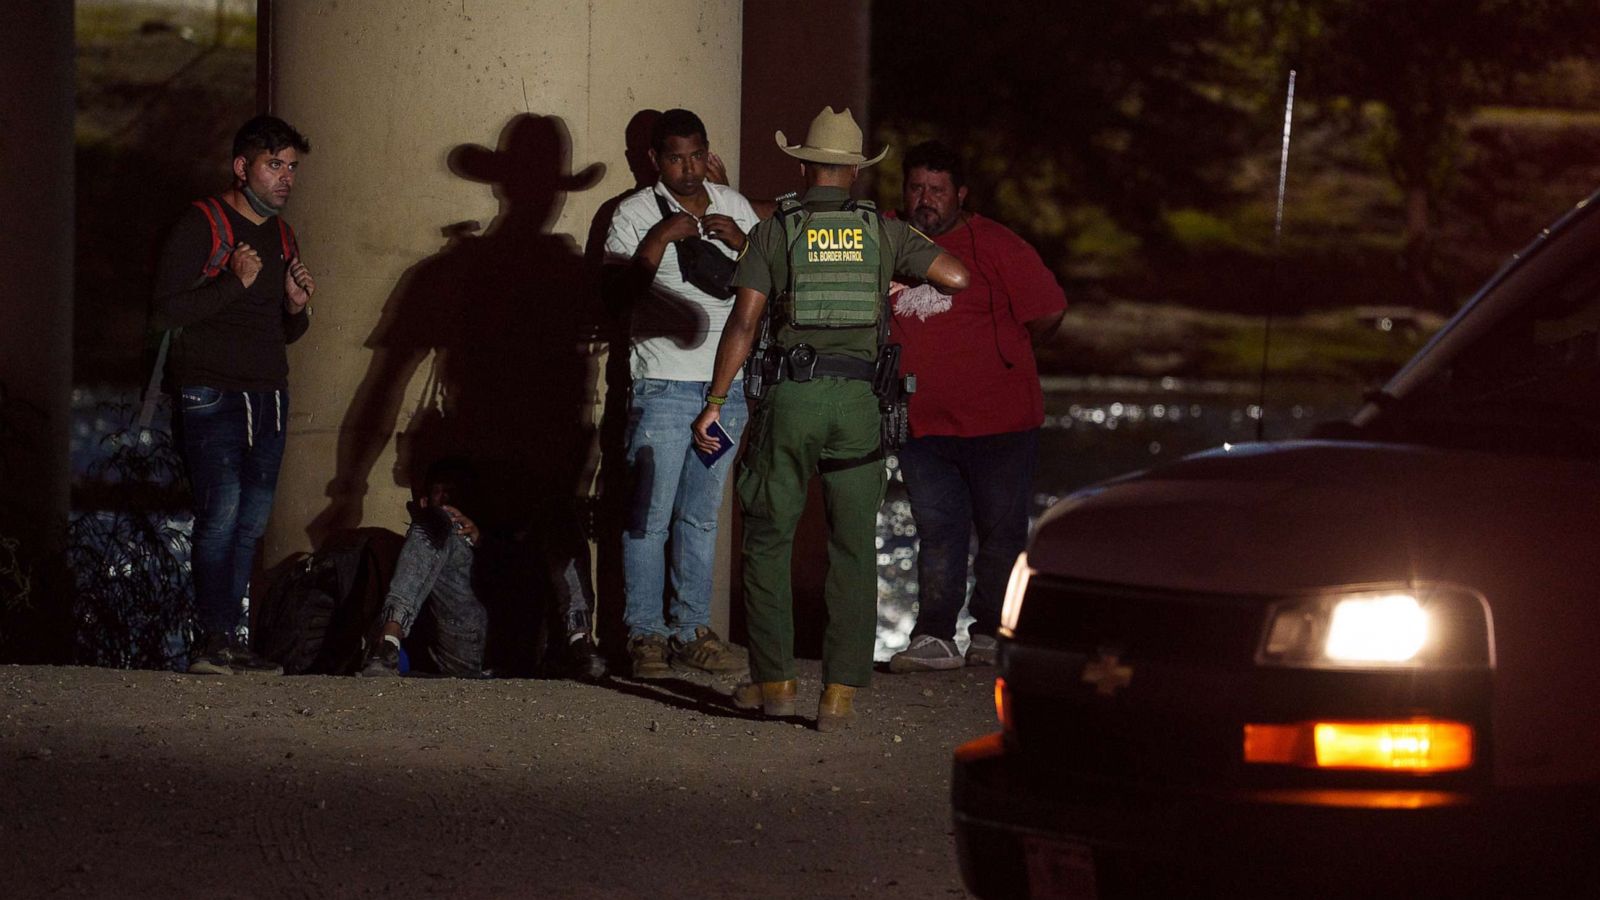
[778,197,883,328]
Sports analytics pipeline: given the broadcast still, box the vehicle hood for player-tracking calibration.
[1028,439,1599,597]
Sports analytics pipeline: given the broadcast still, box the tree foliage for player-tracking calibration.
[872,0,1265,249]
[872,0,1600,307]
[1268,0,1600,300]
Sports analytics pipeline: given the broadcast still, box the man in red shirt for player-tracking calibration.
[886,141,1066,673]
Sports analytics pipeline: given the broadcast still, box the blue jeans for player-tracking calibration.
[178,385,289,638]
[383,521,487,675]
[622,378,747,641]
[898,428,1039,641]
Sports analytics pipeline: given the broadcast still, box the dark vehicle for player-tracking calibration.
[953,193,1600,898]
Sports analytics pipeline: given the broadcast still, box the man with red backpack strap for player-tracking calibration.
[151,115,317,675]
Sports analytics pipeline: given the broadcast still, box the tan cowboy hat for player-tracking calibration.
[775,106,889,167]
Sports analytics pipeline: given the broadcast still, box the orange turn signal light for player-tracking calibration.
[995,677,1012,732]
[1244,719,1473,772]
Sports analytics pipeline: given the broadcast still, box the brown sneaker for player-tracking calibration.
[628,634,671,679]
[816,683,856,733]
[670,626,748,674]
[731,679,798,717]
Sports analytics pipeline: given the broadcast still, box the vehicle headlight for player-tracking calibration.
[998,552,1033,636]
[1256,585,1493,669]
[1325,593,1429,662]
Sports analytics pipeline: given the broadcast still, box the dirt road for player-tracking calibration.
[1,660,995,898]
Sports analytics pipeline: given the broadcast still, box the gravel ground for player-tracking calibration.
[1,660,995,898]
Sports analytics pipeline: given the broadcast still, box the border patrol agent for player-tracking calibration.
[691,107,970,731]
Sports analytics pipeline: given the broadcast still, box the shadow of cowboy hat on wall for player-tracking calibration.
[449,113,605,220]
[775,106,889,167]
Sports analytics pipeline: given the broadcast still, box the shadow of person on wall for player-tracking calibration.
[309,113,605,676]
[582,109,660,663]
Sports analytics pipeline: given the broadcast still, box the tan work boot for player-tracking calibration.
[670,626,748,675]
[628,634,671,679]
[816,683,856,733]
[731,679,797,717]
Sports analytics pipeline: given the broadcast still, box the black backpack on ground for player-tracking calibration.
[256,527,403,675]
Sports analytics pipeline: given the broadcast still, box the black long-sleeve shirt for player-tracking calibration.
[152,198,310,391]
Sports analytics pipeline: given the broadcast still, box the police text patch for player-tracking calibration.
[805,226,866,262]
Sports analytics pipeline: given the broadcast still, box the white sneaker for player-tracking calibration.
[889,635,964,673]
[965,634,999,667]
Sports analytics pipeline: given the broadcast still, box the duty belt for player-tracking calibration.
[779,343,875,383]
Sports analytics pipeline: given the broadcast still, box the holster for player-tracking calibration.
[871,344,902,399]
[880,397,911,453]
[745,345,786,401]
[872,343,916,452]
[744,311,781,402]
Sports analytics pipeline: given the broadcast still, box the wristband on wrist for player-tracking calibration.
[705,393,728,406]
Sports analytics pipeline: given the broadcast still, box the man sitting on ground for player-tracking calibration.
[360,458,489,677]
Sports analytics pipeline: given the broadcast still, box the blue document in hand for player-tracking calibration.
[695,419,736,468]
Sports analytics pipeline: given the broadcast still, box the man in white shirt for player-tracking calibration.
[604,109,760,678]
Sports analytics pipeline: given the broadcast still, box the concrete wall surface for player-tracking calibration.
[267,1,744,640]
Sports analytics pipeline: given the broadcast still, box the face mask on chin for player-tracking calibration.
[241,184,280,218]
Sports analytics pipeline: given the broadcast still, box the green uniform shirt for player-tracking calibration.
[733,186,942,361]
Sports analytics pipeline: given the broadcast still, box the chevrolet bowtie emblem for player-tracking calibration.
[1081,650,1133,697]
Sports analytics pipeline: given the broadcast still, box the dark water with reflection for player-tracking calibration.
[873,376,1363,660]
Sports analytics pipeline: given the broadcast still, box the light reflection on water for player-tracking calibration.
[873,377,1360,661]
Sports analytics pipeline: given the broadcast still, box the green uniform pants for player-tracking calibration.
[736,378,886,686]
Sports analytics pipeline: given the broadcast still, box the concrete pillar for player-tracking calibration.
[0,1,74,660]
[263,1,744,643]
